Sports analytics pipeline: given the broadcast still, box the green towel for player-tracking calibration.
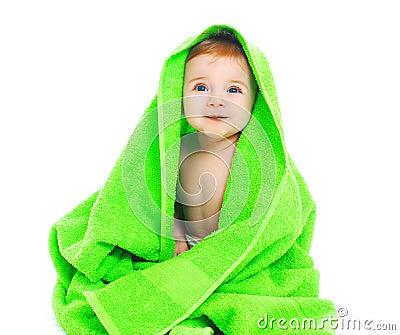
[49,24,336,334]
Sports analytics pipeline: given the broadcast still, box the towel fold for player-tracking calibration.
[49,24,336,334]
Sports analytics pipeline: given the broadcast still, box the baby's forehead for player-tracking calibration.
[186,54,253,75]
[211,54,250,71]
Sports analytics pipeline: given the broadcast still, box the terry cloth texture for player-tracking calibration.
[49,24,336,334]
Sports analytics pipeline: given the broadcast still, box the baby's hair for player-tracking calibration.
[186,29,248,64]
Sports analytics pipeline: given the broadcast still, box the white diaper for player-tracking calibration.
[185,233,200,247]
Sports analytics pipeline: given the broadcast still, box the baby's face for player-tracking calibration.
[183,54,257,140]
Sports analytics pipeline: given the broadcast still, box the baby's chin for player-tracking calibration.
[199,130,227,140]
[198,129,241,141]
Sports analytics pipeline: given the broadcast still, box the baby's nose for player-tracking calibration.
[207,95,225,107]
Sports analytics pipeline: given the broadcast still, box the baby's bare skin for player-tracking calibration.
[173,50,257,257]
[173,133,237,256]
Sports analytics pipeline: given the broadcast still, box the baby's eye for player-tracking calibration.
[228,87,241,94]
[194,84,208,92]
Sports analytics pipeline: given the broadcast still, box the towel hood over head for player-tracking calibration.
[123,24,286,260]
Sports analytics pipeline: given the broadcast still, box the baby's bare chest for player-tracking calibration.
[177,151,232,213]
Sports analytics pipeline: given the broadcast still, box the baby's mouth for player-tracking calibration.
[205,115,228,120]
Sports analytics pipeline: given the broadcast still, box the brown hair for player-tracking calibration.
[186,29,249,65]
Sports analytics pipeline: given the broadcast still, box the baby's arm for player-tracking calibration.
[173,200,190,257]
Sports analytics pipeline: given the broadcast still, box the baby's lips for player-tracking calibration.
[204,113,229,118]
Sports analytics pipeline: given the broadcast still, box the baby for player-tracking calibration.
[173,31,258,257]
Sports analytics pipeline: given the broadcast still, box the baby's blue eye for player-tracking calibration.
[195,84,207,92]
[228,87,240,93]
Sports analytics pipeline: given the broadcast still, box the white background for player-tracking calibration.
[1,1,399,334]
